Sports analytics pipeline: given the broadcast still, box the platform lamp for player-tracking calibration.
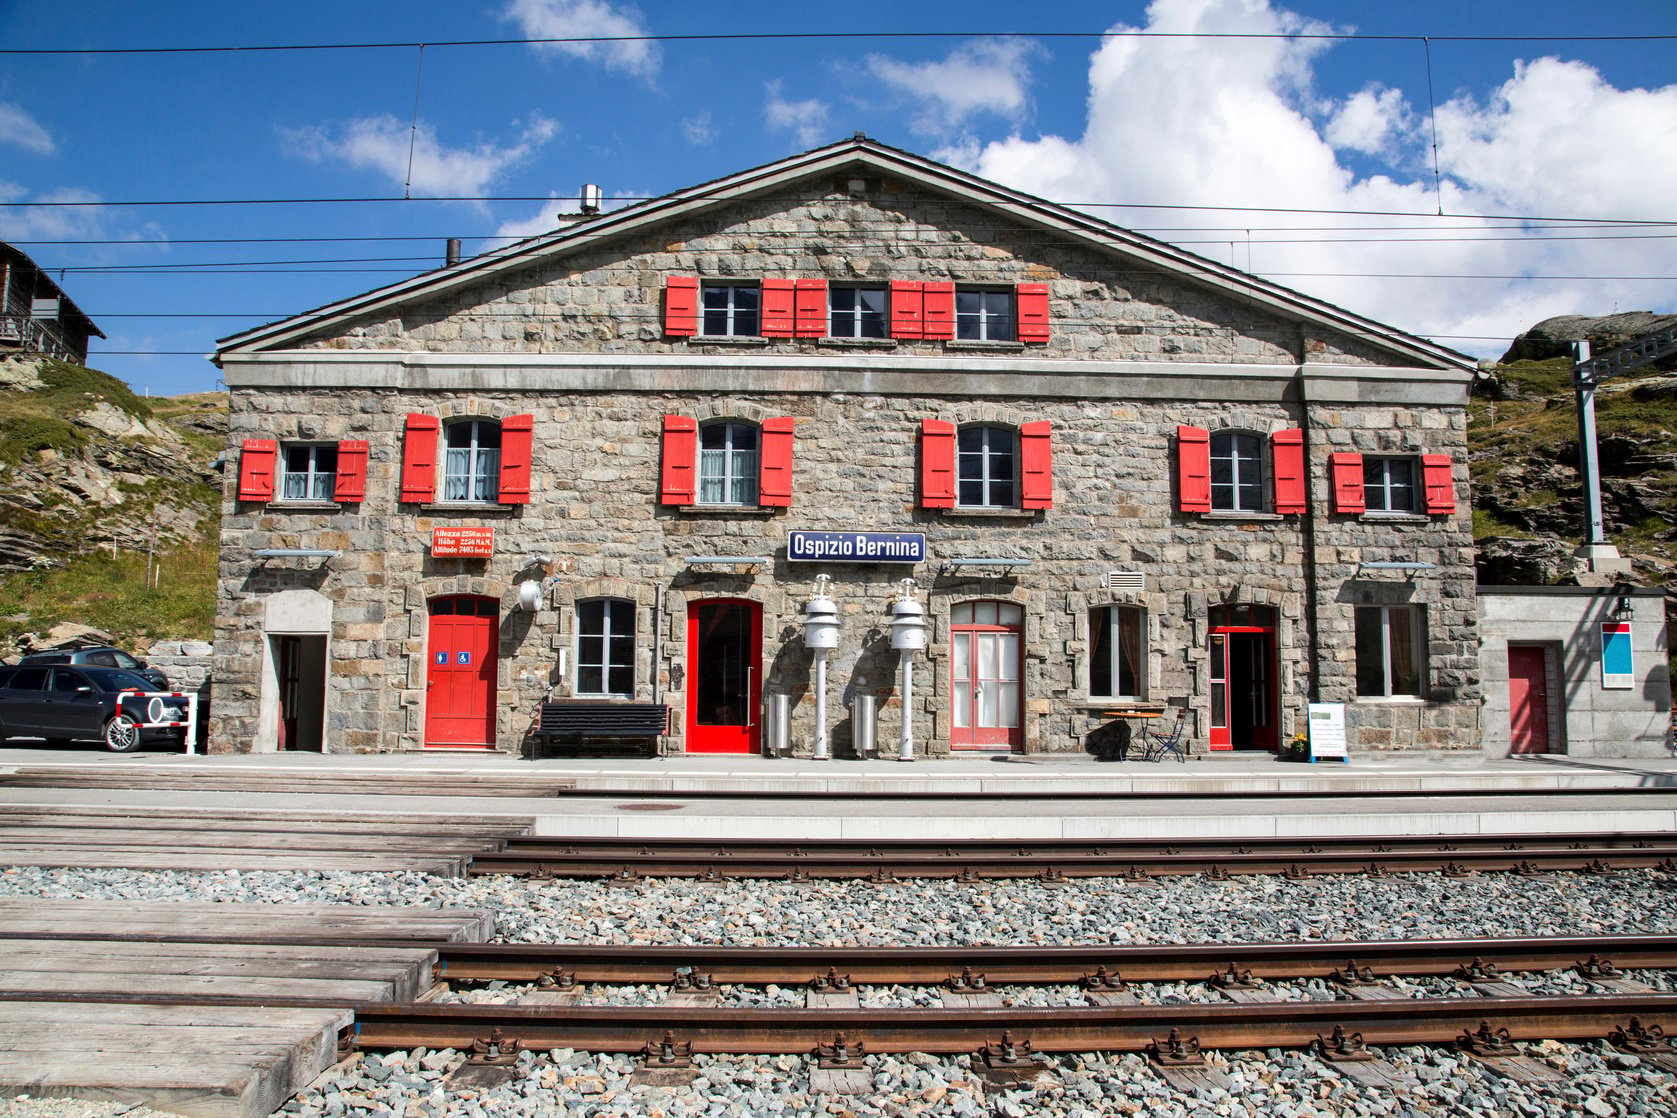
[889,578,928,761]
[802,574,840,760]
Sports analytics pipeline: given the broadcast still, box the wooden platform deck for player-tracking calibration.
[0,898,495,1118]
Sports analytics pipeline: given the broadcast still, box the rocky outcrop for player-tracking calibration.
[1501,311,1677,364]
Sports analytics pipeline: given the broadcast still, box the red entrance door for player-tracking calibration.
[950,600,1024,750]
[1508,644,1551,754]
[426,596,498,748]
[686,600,762,753]
[1208,604,1277,751]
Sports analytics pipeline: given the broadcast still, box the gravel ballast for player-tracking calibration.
[4,865,1676,1117]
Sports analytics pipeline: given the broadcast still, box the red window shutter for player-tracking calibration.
[761,278,796,337]
[1177,425,1211,513]
[664,275,698,337]
[794,278,827,338]
[1019,421,1053,510]
[759,416,795,507]
[921,419,956,508]
[1421,454,1456,513]
[660,415,697,506]
[333,440,369,503]
[1329,452,1365,514]
[922,281,955,340]
[237,438,277,502]
[890,280,924,340]
[400,413,439,503]
[1016,283,1050,343]
[1271,428,1306,515]
[498,414,534,504]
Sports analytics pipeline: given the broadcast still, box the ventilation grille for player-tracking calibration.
[1105,570,1146,591]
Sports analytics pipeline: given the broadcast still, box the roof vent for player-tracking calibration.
[1105,571,1145,591]
[580,184,602,214]
[445,238,462,267]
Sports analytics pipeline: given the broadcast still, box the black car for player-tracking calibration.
[16,646,169,691]
[0,664,190,752]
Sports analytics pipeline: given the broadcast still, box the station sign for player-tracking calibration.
[788,531,925,564]
[432,526,495,558]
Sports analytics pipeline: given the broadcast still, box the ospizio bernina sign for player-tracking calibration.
[788,531,925,564]
[432,526,494,558]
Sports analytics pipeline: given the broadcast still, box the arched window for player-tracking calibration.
[957,425,1016,508]
[699,421,759,505]
[443,419,501,503]
[1210,431,1264,512]
[576,599,635,698]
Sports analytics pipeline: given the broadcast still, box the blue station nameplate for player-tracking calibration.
[788,531,925,563]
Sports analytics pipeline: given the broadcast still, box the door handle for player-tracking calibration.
[745,666,755,728]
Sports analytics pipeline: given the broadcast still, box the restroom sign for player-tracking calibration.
[433,526,494,557]
[434,651,448,665]
[456,650,471,665]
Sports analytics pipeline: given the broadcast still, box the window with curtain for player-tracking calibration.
[280,443,337,501]
[442,419,501,502]
[698,421,758,505]
[1089,605,1145,700]
[1355,605,1425,697]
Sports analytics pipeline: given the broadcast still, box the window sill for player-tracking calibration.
[1200,511,1283,522]
[943,507,1039,519]
[818,337,898,349]
[419,502,517,516]
[946,339,1025,351]
[267,500,342,512]
[675,504,781,517]
[1352,695,1428,704]
[691,335,770,346]
[1359,511,1428,524]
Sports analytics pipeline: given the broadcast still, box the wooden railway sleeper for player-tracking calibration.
[1082,966,1128,991]
[1457,1021,1518,1057]
[813,1033,865,1068]
[946,967,988,993]
[537,968,576,991]
[1148,1028,1206,1067]
[671,969,713,991]
[467,1028,523,1067]
[1455,958,1501,981]
[809,968,852,992]
[641,1031,694,1068]
[1313,1025,1375,1063]
[1331,962,1379,987]
[1609,1017,1676,1055]
[1576,955,1623,980]
[1212,964,1264,991]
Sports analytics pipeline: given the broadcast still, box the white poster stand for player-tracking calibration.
[1306,702,1348,763]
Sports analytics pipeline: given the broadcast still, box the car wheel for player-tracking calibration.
[103,714,142,753]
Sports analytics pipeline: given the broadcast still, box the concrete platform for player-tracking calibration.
[0,748,1675,843]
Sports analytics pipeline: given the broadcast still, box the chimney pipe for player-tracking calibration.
[445,238,462,267]
[580,184,602,215]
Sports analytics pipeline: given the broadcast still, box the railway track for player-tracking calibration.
[468,830,1677,879]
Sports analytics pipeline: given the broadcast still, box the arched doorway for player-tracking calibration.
[1208,603,1276,750]
[425,595,498,748]
[950,600,1024,751]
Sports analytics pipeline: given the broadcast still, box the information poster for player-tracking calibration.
[1306,702,1348,763]
[432,526,495,558]
[1601,621,1634,689]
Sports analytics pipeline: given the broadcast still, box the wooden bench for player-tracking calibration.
[533,701,669,757]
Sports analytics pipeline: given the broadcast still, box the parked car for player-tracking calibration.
[0,664,190,752]
[17,646,169,691]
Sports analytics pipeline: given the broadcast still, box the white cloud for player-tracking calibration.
[0,103,54,155]
[502,0,659,79]
[0,186,107,242]
[284,114,558,200]
[682,113,714,146]
[495,196,568,241]
[764,82,830,149]
[867,39,1042,137]
[943,0,1677,358]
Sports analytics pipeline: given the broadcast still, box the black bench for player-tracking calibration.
[533,701,669,756]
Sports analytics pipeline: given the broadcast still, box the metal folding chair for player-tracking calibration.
[1141,709,1189,763]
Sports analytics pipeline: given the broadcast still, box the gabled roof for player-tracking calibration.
[1,241,105,340]
[215,136,1472,371]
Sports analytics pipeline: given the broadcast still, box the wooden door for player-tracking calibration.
[950,600,1024,750]
[425,596,498,748]
[686,600,761,753]
[1509,644,1551,754]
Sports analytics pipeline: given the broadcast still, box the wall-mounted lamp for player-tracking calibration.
[1612,593,1634,620]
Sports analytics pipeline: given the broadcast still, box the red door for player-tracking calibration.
[1208,604,1277,751]
[426,596,498,748]
[1509,645,1550,755]
[950,600,1024,750]
[686,600,762,753]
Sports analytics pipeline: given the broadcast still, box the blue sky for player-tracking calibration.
[2,0,1675,394]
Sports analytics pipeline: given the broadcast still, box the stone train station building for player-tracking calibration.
[211,137,1487,759]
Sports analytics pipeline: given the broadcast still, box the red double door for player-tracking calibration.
[426,596,498,748]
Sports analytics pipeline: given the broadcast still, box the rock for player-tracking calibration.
[1475,537,1584,586]
[1502,312,1677,364]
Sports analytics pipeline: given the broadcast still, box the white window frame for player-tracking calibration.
[955,287,1015,341]
[829,286,888,338]
[1355,605,1426,698]
[575,598,636,698]
[442,419,501,503]
[1363,456,1417,513]
[957,425,1017,509]
[1088,605,1146,701]
[280,443,337,502]
[700,283,761,337]
[698,420,759,506]
[1210,431,1264,512]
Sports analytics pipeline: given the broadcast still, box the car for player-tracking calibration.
[0,664,191,752]
[16,646,169,691]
